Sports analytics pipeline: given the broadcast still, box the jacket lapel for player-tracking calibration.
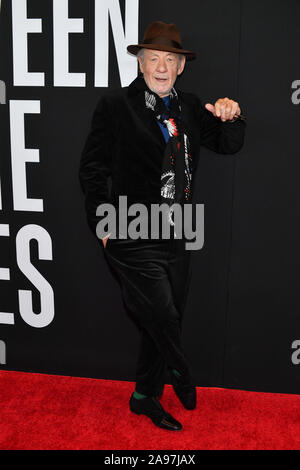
[126,75,196,154]
[127,79,167,152]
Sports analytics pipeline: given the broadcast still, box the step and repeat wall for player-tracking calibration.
[1,0,300,393]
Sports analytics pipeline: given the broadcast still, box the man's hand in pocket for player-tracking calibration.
[102,233,111,248]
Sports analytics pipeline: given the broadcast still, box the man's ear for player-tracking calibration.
[177,55,186,76]
[138,56,144,74]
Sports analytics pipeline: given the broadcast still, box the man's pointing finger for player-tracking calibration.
[205,103,216,115]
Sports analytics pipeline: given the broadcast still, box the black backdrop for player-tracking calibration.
[1,0,300,394]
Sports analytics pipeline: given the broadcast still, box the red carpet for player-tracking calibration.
[1,370,300,450]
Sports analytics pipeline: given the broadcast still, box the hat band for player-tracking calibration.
[143,36,183,50]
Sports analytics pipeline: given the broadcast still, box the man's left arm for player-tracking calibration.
[195,95,246,154]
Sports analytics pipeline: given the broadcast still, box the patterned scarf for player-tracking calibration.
[144,84,192,201]
[135,76,193,231]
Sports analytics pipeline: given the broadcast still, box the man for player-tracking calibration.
[79,21,246,431]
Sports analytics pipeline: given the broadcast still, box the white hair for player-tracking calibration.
[137,48,185,70]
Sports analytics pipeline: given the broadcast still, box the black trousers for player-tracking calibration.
[104,237,192,397]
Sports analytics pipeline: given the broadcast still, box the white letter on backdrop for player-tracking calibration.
[0,225,14,325]
[95,0,139,87]
[53,0,85,87]
[16,225,54,328]
[9,100,43,212]
[12,0,44,86]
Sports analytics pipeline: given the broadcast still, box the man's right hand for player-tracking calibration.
[102,233,111,248]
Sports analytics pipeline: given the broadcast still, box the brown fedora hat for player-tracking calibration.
[127,21,196,60]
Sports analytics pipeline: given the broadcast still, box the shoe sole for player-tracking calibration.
[175,399,197,410]
[173,387,197,410]
[182,404,196,410]
[130,407,182,431]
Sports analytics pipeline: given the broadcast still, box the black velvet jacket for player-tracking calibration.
[79,75,246,239]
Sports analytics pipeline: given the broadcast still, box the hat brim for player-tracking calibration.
[127,43,196,60]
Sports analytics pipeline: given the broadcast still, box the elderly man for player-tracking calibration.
[79,21,246,431]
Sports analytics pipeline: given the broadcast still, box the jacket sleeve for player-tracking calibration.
[79,96,113,239]
[195,95,246,154]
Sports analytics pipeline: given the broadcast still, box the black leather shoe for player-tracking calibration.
[129,394,182,431]
[170,371,197,410]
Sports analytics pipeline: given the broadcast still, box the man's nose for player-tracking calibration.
[156,59,168,72]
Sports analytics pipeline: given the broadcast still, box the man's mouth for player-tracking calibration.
[155,77,168,83]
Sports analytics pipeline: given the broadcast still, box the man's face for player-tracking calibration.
[138,49,186,98]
